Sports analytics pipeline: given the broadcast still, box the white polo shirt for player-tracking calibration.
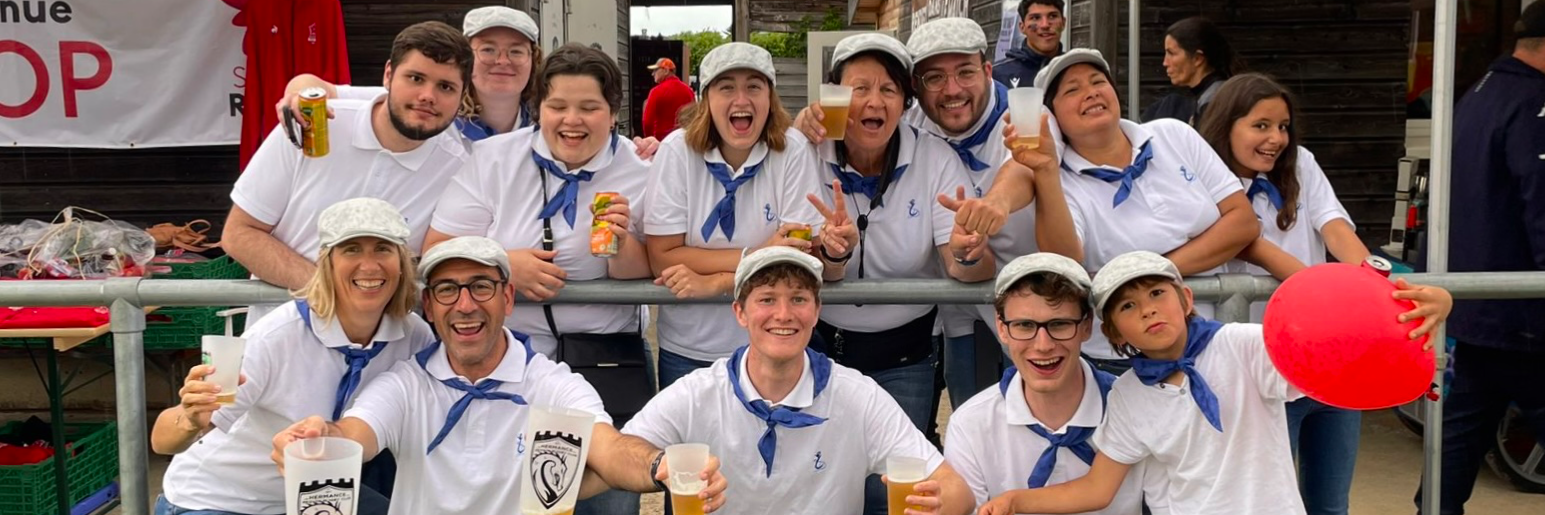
[432,128,651,357]
[232,91,468,325]
[345,328,611,515]
[161,301,433,514]
[905,86,1042,338]
[643,129,826,361]
[944,360,1167,515]
[1058,119,1242,359]
[1224,147,1354,322]
[814,127,969,332]
[622,348,945,515]
[1092,323,1304,515]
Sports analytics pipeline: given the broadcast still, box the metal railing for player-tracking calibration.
[3,271,1543,515]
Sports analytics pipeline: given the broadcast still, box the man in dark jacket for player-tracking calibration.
[1415,3,1545,513]
[991,0,1064,88]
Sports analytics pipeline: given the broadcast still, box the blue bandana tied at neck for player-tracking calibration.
[948,81,1011,172]
[415,332,539,453]
[295,300,391,422]
[726,345,833,477]
[700,158,765,241]
[1129,317,1226,432]
[1247,177,1285,211]
[997,364,1115,488]
[532,150,595,228]
[829,163,909,206]
[1072,141,1155,208]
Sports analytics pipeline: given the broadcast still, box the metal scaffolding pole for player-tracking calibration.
[1128,0,1141,120]
[1422,0,1458,512]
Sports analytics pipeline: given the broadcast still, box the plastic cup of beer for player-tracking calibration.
[519,406,597,515]
[1006,87,1046,152]
[818,84,854,140]
[283,436,362,515]
[200,335,246,405]
[886,456,928,515]
[666,443,710,515]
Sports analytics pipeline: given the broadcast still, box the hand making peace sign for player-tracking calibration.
[806,180,860,260]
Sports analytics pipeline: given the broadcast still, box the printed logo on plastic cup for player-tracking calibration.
[530,430,585,510]
[297,479,354,515]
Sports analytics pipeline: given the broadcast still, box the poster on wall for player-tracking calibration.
[911,0,970,29]
[0,0,246,147]
[995,0,1025,61]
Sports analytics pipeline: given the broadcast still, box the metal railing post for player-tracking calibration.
[1423,0,1458,511]
[110,288,150,515]
[1214,274,1256,323]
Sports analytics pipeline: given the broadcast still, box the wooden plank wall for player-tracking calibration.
[750,0,851,32]
[773,57,810,115]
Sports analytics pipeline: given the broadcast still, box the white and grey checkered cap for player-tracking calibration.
[831,33,913,72]
[418,236,512,280]
[906,18,987,64]
[700,42,778,87]
[463,6,538,42]
[995,253,1093,299]
[1090,251,1184,313]
[733,247,824,299]
[317,198,410,250]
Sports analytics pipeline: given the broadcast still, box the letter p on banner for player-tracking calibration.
[60,41,112,118]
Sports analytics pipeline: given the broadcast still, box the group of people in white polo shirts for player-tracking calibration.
[146,9,1458,515]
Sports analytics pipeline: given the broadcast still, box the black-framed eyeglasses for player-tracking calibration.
[1001,317,1082,341]
[917,66,984,92]
[429,278,504,305]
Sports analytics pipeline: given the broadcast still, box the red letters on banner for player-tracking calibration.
[0,39,112,118]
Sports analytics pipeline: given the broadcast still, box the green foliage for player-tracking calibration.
[668,7,845,68]
[671,29,731,73]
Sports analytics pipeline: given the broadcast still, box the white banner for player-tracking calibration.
[1,0,246,147]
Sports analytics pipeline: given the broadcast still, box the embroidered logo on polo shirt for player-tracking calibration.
[1180,166,1195,182]
[813,451,826,471]
[516,431,525,455]
[764,204,775,222]
[907,199,920,218]
[296,479,354,515]
[530,431,585,510]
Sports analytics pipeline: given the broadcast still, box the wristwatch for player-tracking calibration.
[649,450,669,492]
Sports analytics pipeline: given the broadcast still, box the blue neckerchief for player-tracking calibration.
[1130,317,1225,432]
[455,117,494,142]
[532,150,595,228]
[700,157,765,241]
[1075,141,1155,207]
[414,332,539,453]
[829,163,909,206]
[726,345,832,477]
[1247,177,1285,211]
[947,81,1010,172]
[294,300,389,422]
[998,363,1115,488]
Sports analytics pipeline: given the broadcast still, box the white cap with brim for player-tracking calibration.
[418,236,512,281]
[831,33,914,73]
[463,6,538,42]
[1033,48,1111,91]
[1090,251,1184,314]
[733,247,824,299]
[906,18,987,65]
[995,253,1093,300]
[699,42,777,88]
[317,198,410,250]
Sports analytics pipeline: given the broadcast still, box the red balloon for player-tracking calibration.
[1263,262,1434,410]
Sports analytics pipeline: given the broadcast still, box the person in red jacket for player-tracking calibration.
[642,58,696,139]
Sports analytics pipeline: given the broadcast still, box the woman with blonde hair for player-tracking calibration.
[150,198,434,515]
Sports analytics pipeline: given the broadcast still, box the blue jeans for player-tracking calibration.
[154,488,388,515]
[861,344,940,515]
[658,348,714,390]
[575,488,641,515]
[1286,397,1360,515]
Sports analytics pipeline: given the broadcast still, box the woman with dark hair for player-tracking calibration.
[643,42,835,387]
[422,43,654,513]
[1142,16,1242,125]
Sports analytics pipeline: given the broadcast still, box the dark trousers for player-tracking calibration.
[1414,341,1545,514]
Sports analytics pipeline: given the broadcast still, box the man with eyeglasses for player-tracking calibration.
[271,236,729,515]
[992,0,1066,88]
[942,253,1167,515]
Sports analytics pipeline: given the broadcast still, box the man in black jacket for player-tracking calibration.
[1414,3,1545,513]
[992,0,1064,88]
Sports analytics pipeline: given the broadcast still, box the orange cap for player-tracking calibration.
[647,58,676,70]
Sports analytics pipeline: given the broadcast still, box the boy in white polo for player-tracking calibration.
[224,21,473,327]
[944,253,1165,515]
[622,246,975,515]
[152,198,435,515]
[271,236,728,515]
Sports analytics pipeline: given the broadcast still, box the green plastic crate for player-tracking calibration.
[0,307,245,350]
[154,255,250,280]
[0,422,118,515]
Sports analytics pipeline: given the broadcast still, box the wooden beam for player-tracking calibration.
[1089,0,1119,63]
[734,0,751,41]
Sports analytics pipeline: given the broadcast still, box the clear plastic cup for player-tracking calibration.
[283,436,362,515]
[519,406,597,515]
[666,443,710,515]
[818,84,854,140]
[1006,87,1046,151]
[200,335,246,405]
[885,456,928,515]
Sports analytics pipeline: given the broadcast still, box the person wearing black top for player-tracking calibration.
[992,0,1066,88]
[1142,17,1240,125]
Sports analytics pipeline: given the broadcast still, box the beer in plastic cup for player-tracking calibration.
[283,437,362,515]
[1006,87,1046,152]
[885,456,928,515]
[200,335,246,405]
[819,84,854,140]
[519,406,597,515]
[666,443,710,515]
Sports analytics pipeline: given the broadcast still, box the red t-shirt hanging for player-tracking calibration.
[239,0,352,170]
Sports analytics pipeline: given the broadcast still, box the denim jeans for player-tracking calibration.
[1414,342,1545,514]
[154,488,388,515]
[860,344,940,515]
[657,348,714,390]
[1286,397,1360,515]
